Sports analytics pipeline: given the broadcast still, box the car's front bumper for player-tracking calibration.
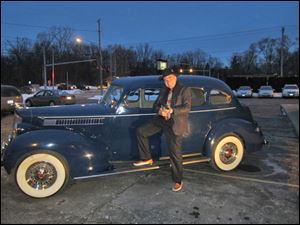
[1,135,13,167]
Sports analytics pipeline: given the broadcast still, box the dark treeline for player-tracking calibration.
[1,26,298,87]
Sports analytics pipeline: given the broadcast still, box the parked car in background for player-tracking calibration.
[282,84,299,98]
[20,84,40,94]
[1,75,266,198]
[25,89,76,107]
[1,85,23,113]
[236,86,253,98]
[57,83,77,90]
[258,85,274,98]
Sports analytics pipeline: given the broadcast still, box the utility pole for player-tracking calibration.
[66,71,69,90]
[113,52,117,77]
[109,51,113,84]
[42,46,47,89]
[97,18,103,94]
[52,48,55,90]
[280,27,285,78]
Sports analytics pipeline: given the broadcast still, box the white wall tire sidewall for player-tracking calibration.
[214,136,244,171]
[16,153,66,198]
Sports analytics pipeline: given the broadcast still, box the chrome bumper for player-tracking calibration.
[1,135,13,167]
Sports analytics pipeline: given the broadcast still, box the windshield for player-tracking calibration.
[239,86,251,90]
[284,85,298,90]
[101,85,124,107]
[260,86,272,90]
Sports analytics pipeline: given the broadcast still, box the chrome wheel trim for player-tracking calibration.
[25,161,58,190]
[219,142,238,165]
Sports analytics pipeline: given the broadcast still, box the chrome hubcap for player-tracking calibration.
[220,142,238,164]
[25,162,57,190]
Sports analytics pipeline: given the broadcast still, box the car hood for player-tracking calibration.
[17,103,115,120]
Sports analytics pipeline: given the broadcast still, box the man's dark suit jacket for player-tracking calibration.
[153,82,192,136]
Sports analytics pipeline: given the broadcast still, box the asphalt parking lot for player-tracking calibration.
[1,97,299,224]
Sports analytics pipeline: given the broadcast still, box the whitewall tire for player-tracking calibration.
[15,153,69,198]
[210,135,244,171]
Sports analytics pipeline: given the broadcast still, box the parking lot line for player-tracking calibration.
[184,168,299,189]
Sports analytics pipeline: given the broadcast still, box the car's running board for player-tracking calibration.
[73,157,210,180]
[73,165,161,180]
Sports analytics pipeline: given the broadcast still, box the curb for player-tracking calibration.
[280,104,299,137]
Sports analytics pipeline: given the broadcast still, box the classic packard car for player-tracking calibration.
[1,75,266,198]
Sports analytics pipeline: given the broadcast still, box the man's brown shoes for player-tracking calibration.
[172,182,183,192]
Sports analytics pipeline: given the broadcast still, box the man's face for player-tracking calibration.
[163,74,177,89]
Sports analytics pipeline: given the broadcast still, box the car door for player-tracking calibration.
[31,90,45,105]
[43,90,55,105]
[158,87,211,156]
[110,87,162,160]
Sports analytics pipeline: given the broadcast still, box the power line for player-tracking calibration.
[2,22,97,33]
[122,25,298,46]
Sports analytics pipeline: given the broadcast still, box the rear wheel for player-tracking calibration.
[210,135,244,171]
[15,152,69,198]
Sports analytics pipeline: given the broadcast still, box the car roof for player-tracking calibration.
[1,85,19,89]
[284,84,298,86]
[112,75,233,92]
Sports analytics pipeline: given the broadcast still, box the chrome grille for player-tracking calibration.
[43,117,105,126]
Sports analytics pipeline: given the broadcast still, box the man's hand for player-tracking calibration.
[159,106,173,120]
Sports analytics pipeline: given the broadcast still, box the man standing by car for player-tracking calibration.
[133,69,192,192]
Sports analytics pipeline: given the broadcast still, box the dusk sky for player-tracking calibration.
[1,1,299,65]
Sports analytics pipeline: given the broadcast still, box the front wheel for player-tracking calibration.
[210,135,244,171]
[15,152,69,198]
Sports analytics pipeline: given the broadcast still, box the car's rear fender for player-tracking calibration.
[203,118,264,157]
[3,129,112,178]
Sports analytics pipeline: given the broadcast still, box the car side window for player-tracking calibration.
[44,91,53,96]
[125,89,140,108]
[209,89,231,105]
[1,87,20,97]
[190,88,206,107]
[35,91,44,97]
[142,88,160,108]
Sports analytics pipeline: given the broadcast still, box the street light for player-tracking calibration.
[189,68,193,73]
[75,37,82,44]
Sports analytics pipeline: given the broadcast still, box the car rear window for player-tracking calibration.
[209,89,231,105]
[1,86,21,97]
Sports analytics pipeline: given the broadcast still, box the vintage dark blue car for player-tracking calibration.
[2,75,266,198]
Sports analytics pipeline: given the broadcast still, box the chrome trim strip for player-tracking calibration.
[159,152,202,161]
[190,107,236,113]
[182,158,210,165]
[39,107,236,120]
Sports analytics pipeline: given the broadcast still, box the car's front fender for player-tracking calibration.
[3,129,112,178]
[203,118,264,157]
